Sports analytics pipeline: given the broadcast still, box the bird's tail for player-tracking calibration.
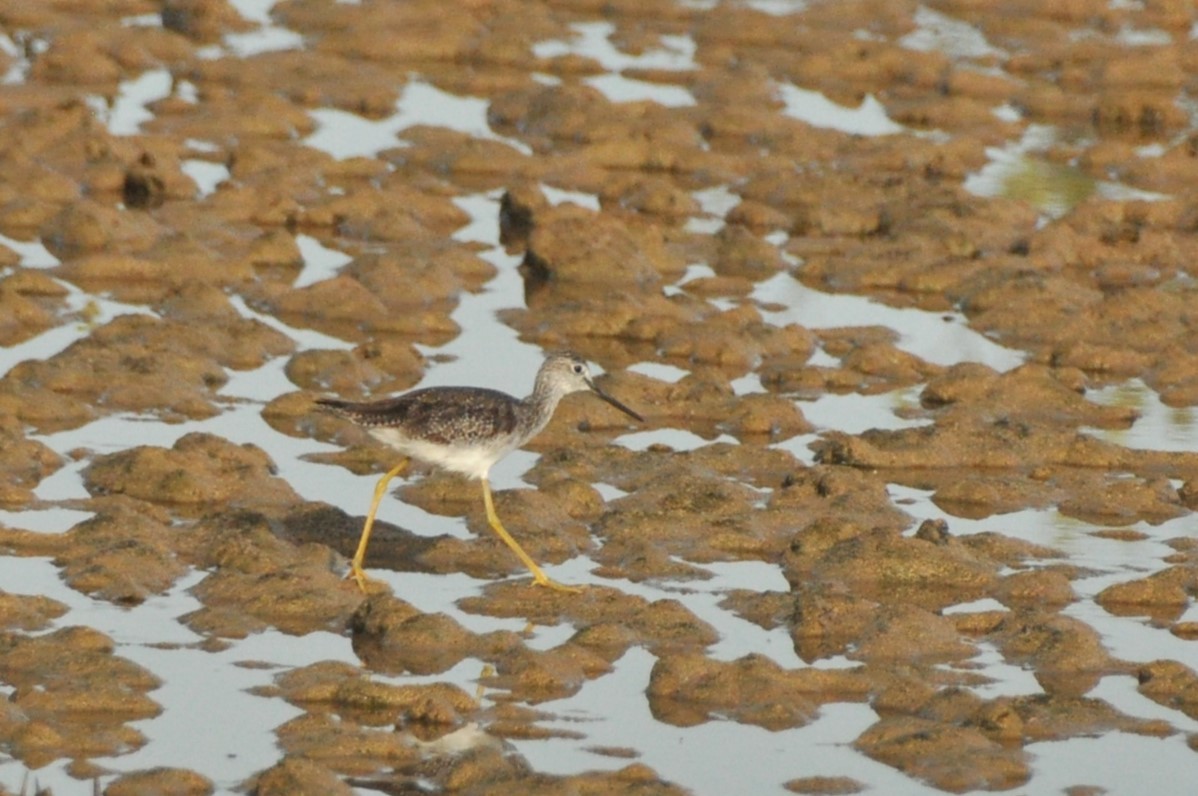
[314,396,406,427]
[314,397,364,420]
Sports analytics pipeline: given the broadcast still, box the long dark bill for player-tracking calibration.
[587,379,644,422]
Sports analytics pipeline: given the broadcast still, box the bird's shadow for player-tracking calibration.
[277,502,438,576]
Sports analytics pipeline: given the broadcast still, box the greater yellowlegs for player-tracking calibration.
[317,352,643,592]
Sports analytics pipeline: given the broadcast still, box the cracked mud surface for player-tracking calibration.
[2,1,1198,793]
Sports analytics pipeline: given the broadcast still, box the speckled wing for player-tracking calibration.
[316,387,522,445]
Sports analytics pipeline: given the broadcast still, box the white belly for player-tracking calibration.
[367,427,514,480]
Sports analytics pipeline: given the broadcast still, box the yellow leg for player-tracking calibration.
[481,478,581,593]
[349,461,407,592]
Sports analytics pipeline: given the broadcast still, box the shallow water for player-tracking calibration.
[964,124,1170,218]
[6,180,1196,793]
[752,272,1025,372]
[305,80,532,160]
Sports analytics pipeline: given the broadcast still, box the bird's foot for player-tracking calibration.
[345,563,386,594]
[532,574,583,594]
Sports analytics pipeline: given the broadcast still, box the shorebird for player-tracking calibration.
[317,352,643,592]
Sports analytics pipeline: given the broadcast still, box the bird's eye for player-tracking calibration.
[572,363,584,374]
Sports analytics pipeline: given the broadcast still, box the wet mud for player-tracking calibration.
[1,0,1198,793]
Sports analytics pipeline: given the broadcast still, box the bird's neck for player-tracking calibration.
[522,388,565,435]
